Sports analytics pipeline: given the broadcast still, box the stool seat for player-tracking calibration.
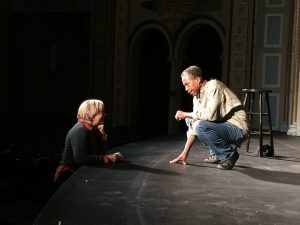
[242,89,274,157]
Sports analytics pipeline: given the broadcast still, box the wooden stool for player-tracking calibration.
[242,89,274,157]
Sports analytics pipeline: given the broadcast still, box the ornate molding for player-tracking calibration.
[112,0,128,127]
[140,0,198,33]
[91,0,106,97]
[229,0,249,97]
[12,0,90,11]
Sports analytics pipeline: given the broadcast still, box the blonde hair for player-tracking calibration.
[77,99,104,121]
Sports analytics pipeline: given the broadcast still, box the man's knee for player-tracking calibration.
[193,120,210,131]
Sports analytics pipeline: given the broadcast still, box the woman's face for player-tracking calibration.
[91,111,105,127]
[181,73,201,96]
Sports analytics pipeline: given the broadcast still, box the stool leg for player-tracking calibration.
[265,93,274,156]
[243,92,248,107]
[259,93,263,157]
[243,93,250,152]
[249,92,256,152]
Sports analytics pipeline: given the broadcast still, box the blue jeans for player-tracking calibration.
[185,118,213,155]
[194,120,244,161]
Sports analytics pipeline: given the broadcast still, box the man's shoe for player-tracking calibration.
[217,151,239,170]
[204,154,220,163]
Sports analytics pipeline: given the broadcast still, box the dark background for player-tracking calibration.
[0,2,224,224]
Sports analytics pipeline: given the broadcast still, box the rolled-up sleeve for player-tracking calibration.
[185,118,197,139]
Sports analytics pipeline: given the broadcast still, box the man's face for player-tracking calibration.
[181,73,201,96]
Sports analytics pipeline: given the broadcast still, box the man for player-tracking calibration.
[170,66,248,170]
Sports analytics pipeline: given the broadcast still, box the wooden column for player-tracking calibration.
[288,0,300,135]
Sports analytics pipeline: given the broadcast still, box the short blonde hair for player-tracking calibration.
[77,99,104,121]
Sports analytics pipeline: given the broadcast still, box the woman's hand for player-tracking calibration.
[98,124,108,141]
[98,124,105,134]
[103,152,123,164]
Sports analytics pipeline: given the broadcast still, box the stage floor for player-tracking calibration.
[34,134,300,225]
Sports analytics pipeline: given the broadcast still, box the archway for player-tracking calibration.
[185,24,223,80]
[128,27,171,139]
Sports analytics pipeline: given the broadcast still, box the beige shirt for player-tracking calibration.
[187,79,249,138]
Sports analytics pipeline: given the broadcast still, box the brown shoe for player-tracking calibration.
[204,154,220,163]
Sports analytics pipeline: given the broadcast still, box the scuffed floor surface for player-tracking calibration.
[33,134,300,225]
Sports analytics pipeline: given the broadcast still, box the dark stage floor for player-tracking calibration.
[32,133,300,225]
[1,133,300,225]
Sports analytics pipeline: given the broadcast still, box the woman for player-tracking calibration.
[54,99,122,186]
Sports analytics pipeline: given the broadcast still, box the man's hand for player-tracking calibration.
[170,153,187,165]
[175,110,186,121]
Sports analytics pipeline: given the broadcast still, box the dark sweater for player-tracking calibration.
[60,122,105,169]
